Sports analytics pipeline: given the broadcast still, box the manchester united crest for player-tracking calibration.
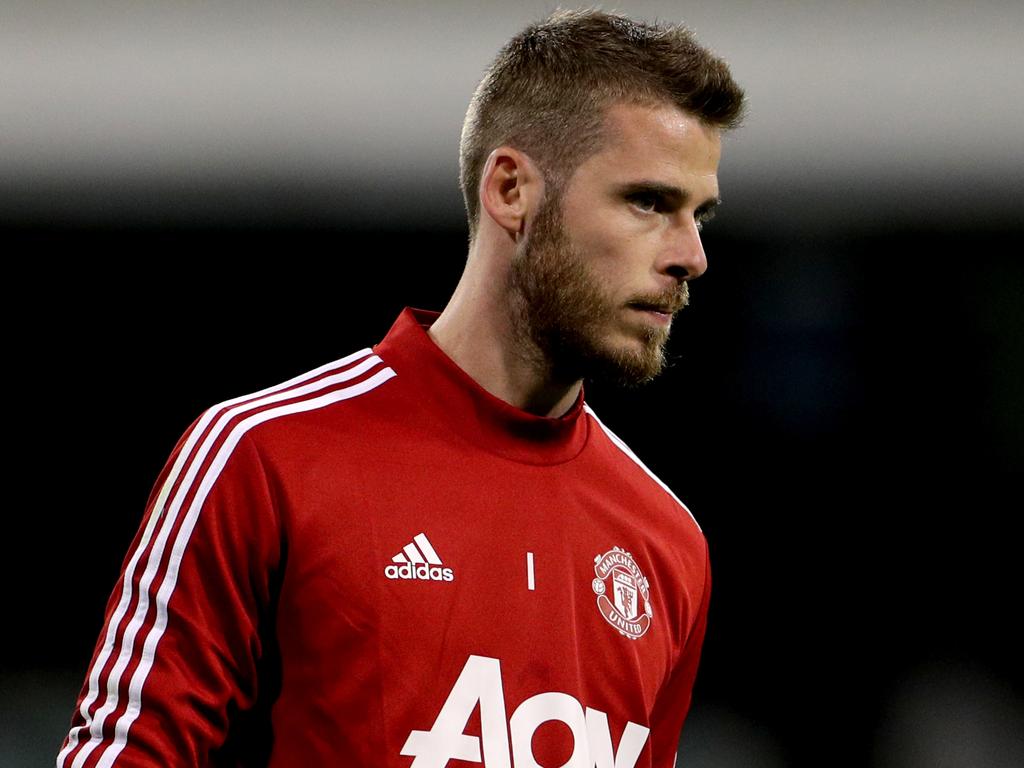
[592,546,652,639]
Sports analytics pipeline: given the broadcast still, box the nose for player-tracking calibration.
[659,218,708,282]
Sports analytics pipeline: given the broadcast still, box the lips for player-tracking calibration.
[628,301,679,315]
[628,283,689,316]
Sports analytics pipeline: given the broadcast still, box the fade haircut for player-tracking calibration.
[459,8,746,240]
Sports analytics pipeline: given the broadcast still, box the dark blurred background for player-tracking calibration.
[4,2,1022,767]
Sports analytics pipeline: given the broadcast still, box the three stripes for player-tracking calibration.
[392,533,443,566]
[57,348,396,768]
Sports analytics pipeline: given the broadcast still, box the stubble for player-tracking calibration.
[508,192,687,388]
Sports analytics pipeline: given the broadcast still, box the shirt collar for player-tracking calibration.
[373,307,589,465]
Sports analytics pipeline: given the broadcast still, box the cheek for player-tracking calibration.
[562,203,653,287]
[580,231,652,287]
[572,212,643,259]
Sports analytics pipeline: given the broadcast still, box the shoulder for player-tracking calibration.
[188,346,400,461]
[583,402,703,535]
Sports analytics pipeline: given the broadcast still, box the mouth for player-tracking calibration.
[629,301,677,314]
[627,285,689,320]
[627,302,675,325]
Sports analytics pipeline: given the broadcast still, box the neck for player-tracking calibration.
[428,245,582,419]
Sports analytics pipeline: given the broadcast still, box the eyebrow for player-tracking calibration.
[615,180,721,216]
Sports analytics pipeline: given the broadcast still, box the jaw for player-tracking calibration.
[586,316,672,379]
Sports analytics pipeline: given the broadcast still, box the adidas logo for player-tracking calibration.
[384,533,454,582]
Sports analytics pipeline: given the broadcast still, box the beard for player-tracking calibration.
[508,192,688,388]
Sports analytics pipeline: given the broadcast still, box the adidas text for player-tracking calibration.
[384,563,454,581]
[386,533,454,581]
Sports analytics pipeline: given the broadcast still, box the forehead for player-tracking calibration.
[570,101,722,195]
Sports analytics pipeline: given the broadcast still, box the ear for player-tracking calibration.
[478,146,544,240]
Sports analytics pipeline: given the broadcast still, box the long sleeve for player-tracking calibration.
[57,416,282,768]
[649,544,712,767]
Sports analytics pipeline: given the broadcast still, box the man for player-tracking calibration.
[58,9,744,768]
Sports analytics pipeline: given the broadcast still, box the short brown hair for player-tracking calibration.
[459,8,746,238]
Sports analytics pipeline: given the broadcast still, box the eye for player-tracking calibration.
[695,208,716,232]
[628,192,661,213]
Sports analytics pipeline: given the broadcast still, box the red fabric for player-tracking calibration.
[59,307,710,768]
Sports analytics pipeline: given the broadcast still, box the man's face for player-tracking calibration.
[509,101,722,386]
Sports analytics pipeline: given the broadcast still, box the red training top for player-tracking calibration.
[59,307,710,768]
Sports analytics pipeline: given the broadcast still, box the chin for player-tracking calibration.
[582,338,668,387]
